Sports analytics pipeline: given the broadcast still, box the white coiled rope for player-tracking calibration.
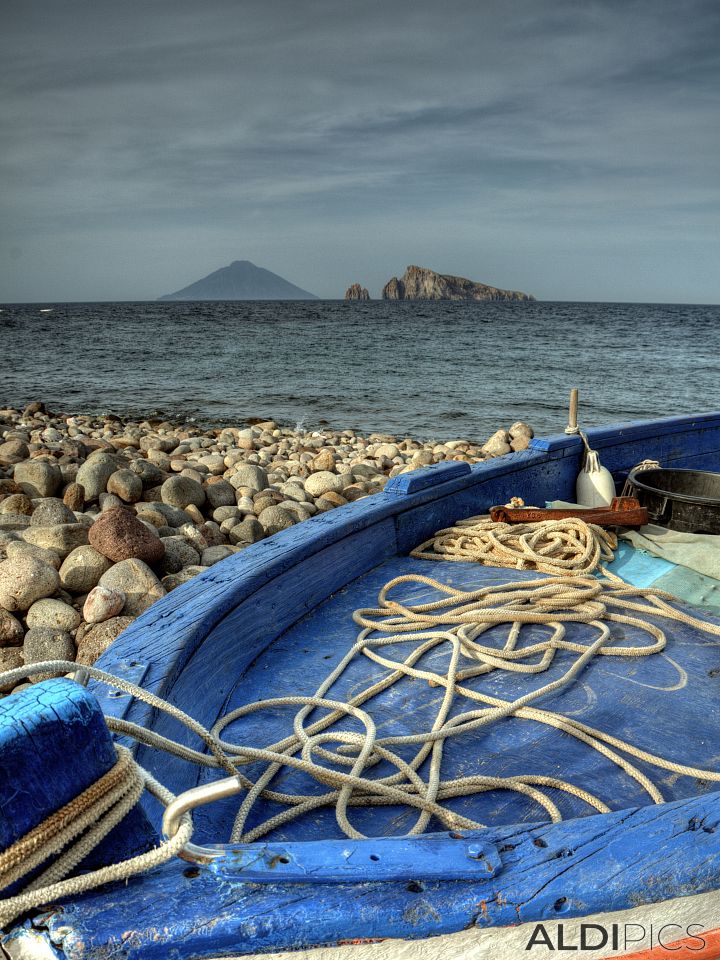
[2,516,720,927]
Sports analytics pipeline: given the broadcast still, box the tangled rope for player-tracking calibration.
[411,514,617,576]
[3,517,720,927]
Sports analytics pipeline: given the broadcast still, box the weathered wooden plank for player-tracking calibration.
[385,461,471,495]
[32,792,720,957]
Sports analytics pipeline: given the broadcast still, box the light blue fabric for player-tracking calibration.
[603,541,675,587]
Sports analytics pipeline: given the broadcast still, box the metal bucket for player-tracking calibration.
[627,468,720,534]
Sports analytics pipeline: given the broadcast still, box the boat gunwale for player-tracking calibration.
[58,409,720,952]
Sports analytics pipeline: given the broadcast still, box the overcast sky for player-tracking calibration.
[1,0,719,302]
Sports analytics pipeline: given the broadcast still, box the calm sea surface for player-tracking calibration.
[1,300,718,441]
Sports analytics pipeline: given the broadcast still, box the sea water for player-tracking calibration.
[1,299,718,440]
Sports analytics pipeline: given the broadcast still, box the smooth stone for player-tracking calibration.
[184,503,204,525]
[200,545,234,566]
[23,627,75,678]
[317,490,347,507]
[0,493,33,515]
[0,556,60,611]
[482,430,512,457]
[75,616,134,665]
[58,545,113,593]
[159,536,201,574]
[99,492,125,511]
[63,482,86,511]
[0,514,31,530]
[205,480,236,509]
[6,540,62,569]
[26,598,82,632]
[374,443,400,460]
[89,507,165,564]
[278,501,311,522]
[229,517,265,545]
[0,438,30,464]
[161,568,205,591]
[229,464,268,492]
[258,505,295,535]
[75,454,120,502]
[99,559,166,616]
[0,648,23,691]
[14,460,62,498]
[23,523,89,558]
[509,421,534,440]
[136,502,191,528]
[510,435,531,452]
[282,484,309,503]
[212,505,241,523]
[83,585,126,624]
[177,523,208,552]
[129,459,165,487]
[161,475,206,510]
[145,450,172,471]
[107,469,143,503]
[305,471,345,498]
[310,450,337,473]
[0,609,24,646]
[30,498,76,526]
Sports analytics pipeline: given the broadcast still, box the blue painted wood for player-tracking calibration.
[27,792,720,958]
[208,834,501,883]
[187,555,720,846]
[0,679,117,850]
[384,460,471,495]
[133,518,398,803]
[10,412,720,955]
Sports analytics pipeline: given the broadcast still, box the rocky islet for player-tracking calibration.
[0,403,533,696]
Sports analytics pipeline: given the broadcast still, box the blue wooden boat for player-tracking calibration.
[5,412,720,959]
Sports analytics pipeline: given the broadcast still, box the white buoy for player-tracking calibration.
[576,443,615,507]
[564,390,615,507]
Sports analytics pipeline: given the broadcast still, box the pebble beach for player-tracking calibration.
[0,403,533,696]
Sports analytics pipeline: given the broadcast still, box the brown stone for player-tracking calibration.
[63,482,85,511]
[0,648,23,691]
[75,616,134,666]
[88,507,165,564]
[0,493,33,516]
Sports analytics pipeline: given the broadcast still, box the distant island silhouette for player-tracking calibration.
[159,260,318,301]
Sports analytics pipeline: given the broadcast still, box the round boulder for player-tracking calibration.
[0,609,24,646]
[229,464,268,492]
[14,460,62,498]
[30,498,76,527]
[83,585,126,624]
[305,471,345,498]
[99,559,166,616]
[89,507,165,564]
[23,627,76,678]
[26,598,82,633]
[107,469,143,503]
[75,615,133,665]
[161,475,205,510]
[0,556,60,611]
[75,453,120,502]
[23,523,89,558]
[59,545,113,593]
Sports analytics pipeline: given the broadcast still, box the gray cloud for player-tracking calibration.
[1,0,719,301]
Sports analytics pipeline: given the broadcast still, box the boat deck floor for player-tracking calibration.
[188,554,720,845]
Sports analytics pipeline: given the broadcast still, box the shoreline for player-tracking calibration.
[0,402,533,696]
